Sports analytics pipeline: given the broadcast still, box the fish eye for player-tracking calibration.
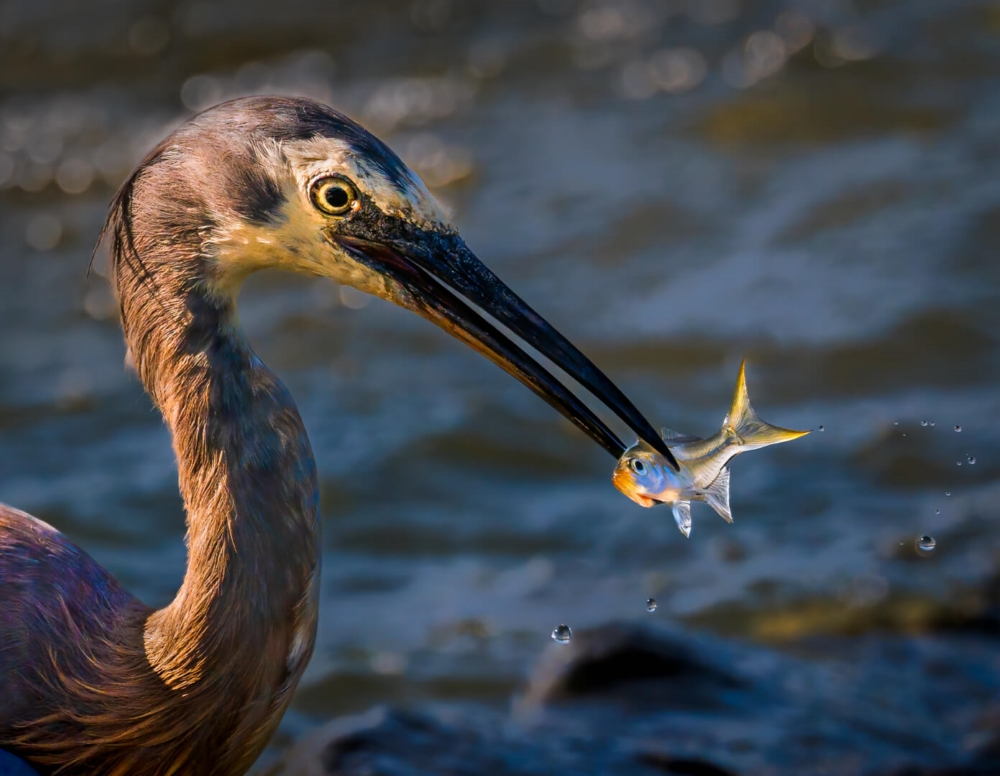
[310,176,359,216]
[629,458,647,476]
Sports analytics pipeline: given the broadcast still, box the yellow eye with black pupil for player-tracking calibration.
[310,176,358,216]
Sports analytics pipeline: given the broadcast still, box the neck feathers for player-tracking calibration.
[101,171,322,769]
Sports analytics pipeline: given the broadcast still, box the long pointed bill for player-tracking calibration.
[335,233,678,468]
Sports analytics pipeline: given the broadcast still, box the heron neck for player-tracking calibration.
[123,279,321,705]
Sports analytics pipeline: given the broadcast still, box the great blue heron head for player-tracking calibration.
[111,96,675,465]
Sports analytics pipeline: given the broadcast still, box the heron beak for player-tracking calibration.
[333,232,677,467]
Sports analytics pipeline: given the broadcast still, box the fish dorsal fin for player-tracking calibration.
[661,427,703,444]
[672,501,692,538]
[704,467,733,524]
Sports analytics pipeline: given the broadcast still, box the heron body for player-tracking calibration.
[0,97,672,775]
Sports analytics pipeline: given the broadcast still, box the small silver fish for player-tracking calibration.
[612,361,809,537]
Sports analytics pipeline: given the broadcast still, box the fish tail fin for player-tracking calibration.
[704,467,733,523]
[672,501,692,538]
[726,360,810,449]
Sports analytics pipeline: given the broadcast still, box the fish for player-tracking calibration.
[611,361,809,537]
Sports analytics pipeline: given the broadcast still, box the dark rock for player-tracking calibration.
[635,752,738,776]
[518,622,750,713]
[274,707,512,776]
[272,626,1000,776]
[271,704,737,776]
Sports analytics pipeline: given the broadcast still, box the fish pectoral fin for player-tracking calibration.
[672,501,692,538]
[704,466,733,523]
[661,427,703,444]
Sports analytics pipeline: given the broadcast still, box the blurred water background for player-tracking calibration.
[2,0,1000,773]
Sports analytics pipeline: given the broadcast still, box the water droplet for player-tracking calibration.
[967,454,976,465]
[929,421,935,427]
[893,421,899,426]
[818,425,825,432]
[945,491,951,497]
[935,509,940,515]
[551,624,572,644]
[956,461,962,466]
[920,420,928,427]
[902,433,907,437]
[954,425,962,432]
[645,598,657,613]
[917,536,937,553]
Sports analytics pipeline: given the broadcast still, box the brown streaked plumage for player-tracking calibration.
[0,96,669,775]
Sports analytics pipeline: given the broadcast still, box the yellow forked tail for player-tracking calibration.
[727,360,810,450]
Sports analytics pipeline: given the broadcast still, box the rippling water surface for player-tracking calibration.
[2,1,1000,773]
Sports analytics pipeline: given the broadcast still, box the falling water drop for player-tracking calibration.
[551,624,572,644]
[945,491,951,497]
[930,421,936,427]
[917,536,937,553]
[818,425,825,432]
[967,454,976,465]
[935,509,940,515]
[956,461,962,467]
[645,598,657,613]
[954,425,962,432]
[893,421,899,426]
[920,420,928,427]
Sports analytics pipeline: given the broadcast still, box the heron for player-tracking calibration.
[0,96,677,776]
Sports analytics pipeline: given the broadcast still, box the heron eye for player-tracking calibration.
[629,458,647,476]
[310,176,359,216]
